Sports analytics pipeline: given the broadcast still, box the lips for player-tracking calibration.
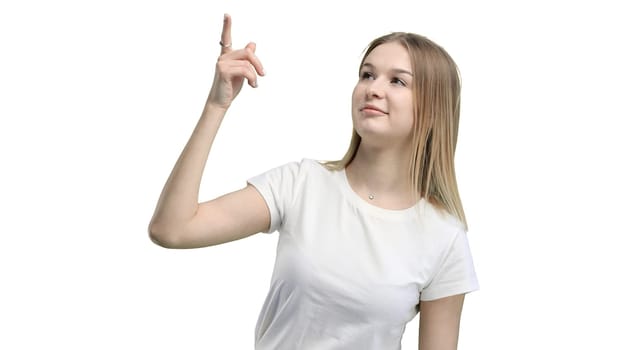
[360,104,387,115]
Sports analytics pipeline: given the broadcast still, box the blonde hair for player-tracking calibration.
[323,32,467,230]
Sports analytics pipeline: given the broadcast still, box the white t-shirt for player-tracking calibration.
[247,158,479,350]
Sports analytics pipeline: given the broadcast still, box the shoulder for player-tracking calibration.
[418,201,464,233]
[301,158,330,171]
[248,158,328,192]
[415,201,468,252]
[418,206,479,300]
[279,158,333,180]
[268,157,323,173]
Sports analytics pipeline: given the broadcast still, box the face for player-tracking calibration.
[351,42,414,147]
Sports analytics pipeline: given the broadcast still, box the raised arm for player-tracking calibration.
[148,14,268,249]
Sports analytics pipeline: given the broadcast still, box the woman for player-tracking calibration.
[149,13,478,350]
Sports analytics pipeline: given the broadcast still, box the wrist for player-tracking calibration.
[202,100,229,118]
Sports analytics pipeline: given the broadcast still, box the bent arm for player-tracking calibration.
[148,14,268,249]
[152,103,226,228]
[418,293,465,350]
[148,102,271,249]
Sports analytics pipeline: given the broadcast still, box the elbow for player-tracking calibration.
[148,221,184,249]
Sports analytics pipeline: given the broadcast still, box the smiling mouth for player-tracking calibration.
[360,107,387,115]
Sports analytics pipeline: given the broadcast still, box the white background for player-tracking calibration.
[1,0,621,348]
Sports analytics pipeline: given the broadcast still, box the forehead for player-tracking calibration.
[363,42,411,68]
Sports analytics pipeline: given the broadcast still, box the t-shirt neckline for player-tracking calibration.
[334,165,424,220]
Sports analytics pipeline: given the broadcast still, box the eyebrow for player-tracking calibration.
[361,63,413,76]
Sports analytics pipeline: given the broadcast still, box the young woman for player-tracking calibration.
[149,13,478,350]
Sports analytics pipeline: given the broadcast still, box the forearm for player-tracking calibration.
[149,102,227,233]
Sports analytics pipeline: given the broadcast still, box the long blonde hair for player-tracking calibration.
[324,32,467,230]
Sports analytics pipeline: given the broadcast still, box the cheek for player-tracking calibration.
[400,92,414,113]
[396,94,414,126]
[351,87,359,115]
[352,84,362,100]
[351,86,364,110]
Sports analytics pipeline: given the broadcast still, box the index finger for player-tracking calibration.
[220,13,232,54]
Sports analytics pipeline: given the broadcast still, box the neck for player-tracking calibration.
[345,142,418,205]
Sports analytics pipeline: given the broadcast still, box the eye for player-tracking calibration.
[360,71,374,80]
[391,77,407,87]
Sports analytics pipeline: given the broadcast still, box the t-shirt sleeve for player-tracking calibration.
[246,160,302,234]
[420,229,479,301]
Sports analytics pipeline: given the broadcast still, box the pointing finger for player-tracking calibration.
[219,13,232,55]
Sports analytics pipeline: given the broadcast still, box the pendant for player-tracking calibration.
[368,194,375,200]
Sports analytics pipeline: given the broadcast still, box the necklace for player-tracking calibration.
[368,194,375,200]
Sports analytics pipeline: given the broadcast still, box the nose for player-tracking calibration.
[365,78,385,99]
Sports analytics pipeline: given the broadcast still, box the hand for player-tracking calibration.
[206,14,265,109]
